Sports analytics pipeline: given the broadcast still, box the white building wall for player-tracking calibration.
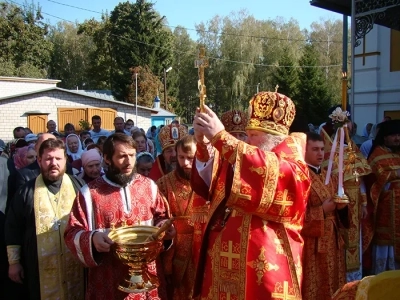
[0,90,152,141]
[351,25,400,133]
[0,77,60,98]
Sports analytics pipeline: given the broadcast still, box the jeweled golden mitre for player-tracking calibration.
[158,124,188,151]
[246,91,296,136]
[221,110,248,134]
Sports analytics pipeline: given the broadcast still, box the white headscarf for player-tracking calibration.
[66,134,84,160]
[362,123,373,138]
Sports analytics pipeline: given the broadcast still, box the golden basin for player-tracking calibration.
[108,225,164,294]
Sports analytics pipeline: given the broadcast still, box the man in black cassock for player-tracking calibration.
[5,139,85,300]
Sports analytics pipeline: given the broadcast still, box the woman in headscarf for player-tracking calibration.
[13,145,36,170]
[362,123,373,138]
[135,152,155,177]
[76,149,103,183]
[66,134,84,162]
[132,131,155,156]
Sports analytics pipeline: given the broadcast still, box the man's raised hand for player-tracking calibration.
[193,105,225,140]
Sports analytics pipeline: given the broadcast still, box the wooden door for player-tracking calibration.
[27,114,48,134]
[88,108,117,130]
[58,108,87,132]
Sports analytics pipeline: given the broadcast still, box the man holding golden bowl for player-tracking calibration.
[65,133,175,300]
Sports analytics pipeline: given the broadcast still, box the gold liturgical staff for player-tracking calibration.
[195,46,209,112]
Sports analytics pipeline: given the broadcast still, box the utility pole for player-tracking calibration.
[163,67,172,110]
[342,14,348,111]
[135,73,138,125]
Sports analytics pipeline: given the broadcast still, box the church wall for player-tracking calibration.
[351,25,400,133]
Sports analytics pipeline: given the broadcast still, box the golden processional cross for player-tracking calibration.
[195,46,209,112]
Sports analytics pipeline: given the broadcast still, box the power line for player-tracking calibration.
[47,0,101,14]
[45,0,345,44]
[5,0,342,69]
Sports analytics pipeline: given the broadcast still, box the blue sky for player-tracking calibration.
[17,0,343,37]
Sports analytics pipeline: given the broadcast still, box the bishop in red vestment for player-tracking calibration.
[64,133,174,300]
[192,91,311,300]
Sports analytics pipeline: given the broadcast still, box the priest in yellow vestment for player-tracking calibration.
[5,139,85,299]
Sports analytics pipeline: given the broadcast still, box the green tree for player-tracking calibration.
[308,18,344,104]
[77,15,114,90]
[48,21,94,89]
[195,13,307,115]
[108,0,173,102]
[297,44,333,126]
[0,1,53,77]
[129,65,163,107]
[169,26,198,122]
[272,49,300,102]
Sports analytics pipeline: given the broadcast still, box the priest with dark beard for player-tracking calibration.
[156,135,198,300]
[5,139,85,299]
[64,133,174,300]
[149,124,188,182]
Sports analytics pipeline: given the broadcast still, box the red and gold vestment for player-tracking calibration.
[64,175,169,300]
[157,170,196,300]
[368,146,400,261]
[193,130,310,300]
[301,169,348,299]
[149,155,167,182]
[321,129,372,272]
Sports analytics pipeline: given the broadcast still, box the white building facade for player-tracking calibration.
[0,77,156,141]
[351,25,400,130]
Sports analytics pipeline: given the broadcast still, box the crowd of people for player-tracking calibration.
[0,92,399,300]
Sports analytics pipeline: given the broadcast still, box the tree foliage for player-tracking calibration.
[0,1,52,77]
[272,49,300,105]
[0,1,345,126]
[108,0,173,101]
[48,21,94,89]
[297,44,333,126]
[169,26,198,122]
[129,65,163,107]
[77,15,113,90]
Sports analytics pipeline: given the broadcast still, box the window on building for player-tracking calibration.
[390,29,400,72]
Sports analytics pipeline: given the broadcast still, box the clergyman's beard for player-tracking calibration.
[176,163,191,180]
[387,145,400,153]
[43,165,66,182]
[165,161,176,173]
[106,162,134,187]
[258,134,286,152]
